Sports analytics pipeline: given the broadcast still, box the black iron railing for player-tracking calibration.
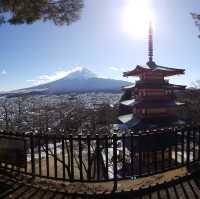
[0,126,199,182]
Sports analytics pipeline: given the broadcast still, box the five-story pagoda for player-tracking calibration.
[118,23,186,130]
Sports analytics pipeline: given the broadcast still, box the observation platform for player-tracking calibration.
[1,165,200,199]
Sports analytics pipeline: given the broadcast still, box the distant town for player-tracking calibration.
[0,92,121,134]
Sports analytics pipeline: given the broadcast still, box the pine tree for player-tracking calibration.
[191,13,200,38]
[0,0,83,25]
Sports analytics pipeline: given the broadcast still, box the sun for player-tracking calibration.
[121,0,155,39]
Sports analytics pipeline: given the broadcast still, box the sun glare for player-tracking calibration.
[122,0,155,39]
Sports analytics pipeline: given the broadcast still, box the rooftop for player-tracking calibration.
[123,62,185,77]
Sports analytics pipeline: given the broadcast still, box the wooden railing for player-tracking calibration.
[0,126,199,182]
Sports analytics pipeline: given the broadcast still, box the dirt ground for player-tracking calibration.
[30,166,187,193]
[2,166,200,199]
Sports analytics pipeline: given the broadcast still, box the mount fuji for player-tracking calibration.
[4,67,130,96]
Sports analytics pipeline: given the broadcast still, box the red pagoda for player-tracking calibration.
[118,23,186,130]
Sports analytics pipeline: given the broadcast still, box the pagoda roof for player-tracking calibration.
[122,84,135,90]
[120,99,136,106]
[167,84,186,90]
[118,114,133,124]
[118,114,185,130]
[123,62,185,77]
[118,114,141,128]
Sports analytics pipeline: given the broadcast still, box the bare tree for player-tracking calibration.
[0,99,15,131]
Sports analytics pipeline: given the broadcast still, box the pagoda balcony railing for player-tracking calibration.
[0,126,199,182]
[135,95,175,101]
[136,79,169,85]
[136,112,176,119]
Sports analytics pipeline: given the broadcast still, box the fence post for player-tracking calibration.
[87,134,91,181]
[38,134,42,177]
[186,126,191,168]
[113,133,118,191]
[30,133,35,178]
[181,127,185,164]
[45,133,49,177]
[174,127,178,166]
[53,134,57,179]
[69,134,74,182]
[168,129,172,168]
[96,134,100,181]
[105,134,109,180]
[192,126,196,162]
[138,134,142,176]
[198,125,200,161]
[61,135,66,181]
[78,134,83,182]
[130,132,134,177]
[122,133,126,178]
[23,132,28,174]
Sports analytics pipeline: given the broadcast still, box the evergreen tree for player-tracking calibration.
[192,13,200,38]
[0,0,83,25]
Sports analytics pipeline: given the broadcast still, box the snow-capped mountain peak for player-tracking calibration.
[65,67,97,80]
[1,67,130,96]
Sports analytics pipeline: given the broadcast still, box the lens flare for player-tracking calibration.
[121,0,155,39]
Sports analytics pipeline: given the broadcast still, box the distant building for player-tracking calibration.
[118,23,186,130]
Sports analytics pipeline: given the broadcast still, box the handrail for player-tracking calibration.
[0,125,199,182]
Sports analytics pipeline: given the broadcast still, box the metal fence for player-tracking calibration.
[0,126,200,182]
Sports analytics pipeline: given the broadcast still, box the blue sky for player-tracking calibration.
[0,0,200,91]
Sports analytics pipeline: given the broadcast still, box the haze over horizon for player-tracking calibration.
[0,0,200,91]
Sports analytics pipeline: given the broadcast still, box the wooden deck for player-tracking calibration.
[1,167,200,198]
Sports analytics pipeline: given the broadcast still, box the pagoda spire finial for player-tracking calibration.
[147,21,155,67]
